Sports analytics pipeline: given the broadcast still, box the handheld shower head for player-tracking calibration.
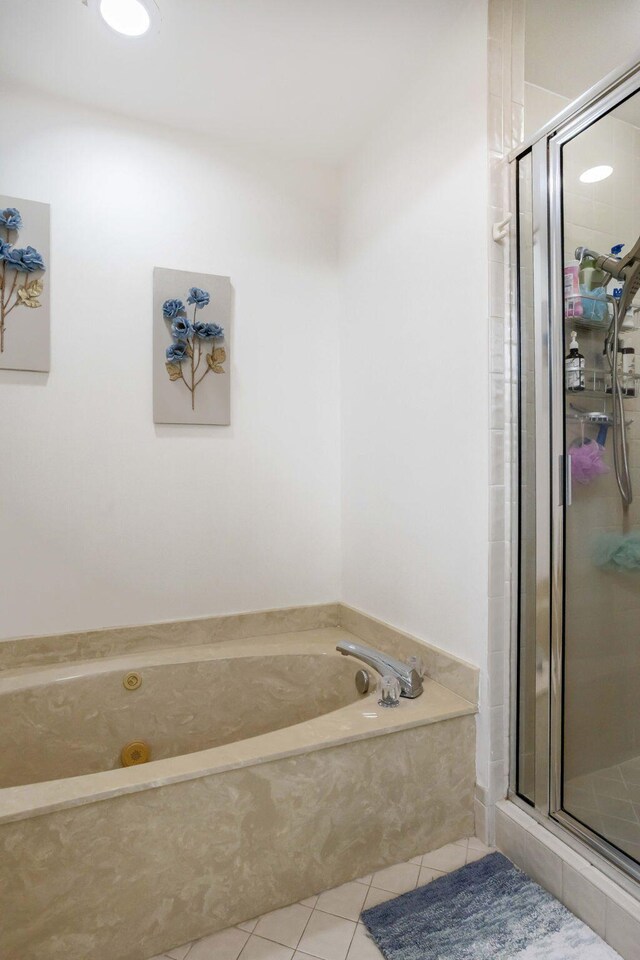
[574,233,640,507]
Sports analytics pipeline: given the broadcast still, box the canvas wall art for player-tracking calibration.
[0,195,50,372]
[153,267,231,425]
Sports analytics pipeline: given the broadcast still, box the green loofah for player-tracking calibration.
[594,532,640,571]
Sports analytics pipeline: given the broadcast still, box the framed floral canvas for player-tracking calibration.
[0,195,50,372]
[153,267,231,425]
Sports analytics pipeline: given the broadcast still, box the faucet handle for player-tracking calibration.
[406,655,424,678]
[378,675,401,708]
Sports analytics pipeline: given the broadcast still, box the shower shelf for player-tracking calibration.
[564,293,614,330]
[565,366,639,398]
[567,402,633,428]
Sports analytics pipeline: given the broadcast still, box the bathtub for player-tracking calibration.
[0,628,476,960]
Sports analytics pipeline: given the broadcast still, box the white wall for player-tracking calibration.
[340,0,489,668]
[0,88,341,639]
[1,4,491,662]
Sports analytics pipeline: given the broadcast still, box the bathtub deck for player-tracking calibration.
[148,836,493,960]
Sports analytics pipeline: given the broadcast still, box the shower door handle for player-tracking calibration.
[561,454,571,507]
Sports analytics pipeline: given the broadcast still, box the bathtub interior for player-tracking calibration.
[0,648,364,788]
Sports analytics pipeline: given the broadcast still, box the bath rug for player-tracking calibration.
[361,851,620,960]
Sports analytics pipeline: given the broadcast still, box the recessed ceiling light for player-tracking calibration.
[579,165,613,184]
[87,0,160,38]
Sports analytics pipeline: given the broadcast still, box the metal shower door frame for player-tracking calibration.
[509,54,640,885]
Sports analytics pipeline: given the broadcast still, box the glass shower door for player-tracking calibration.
[559,94,640,866]
[514,61,640,883]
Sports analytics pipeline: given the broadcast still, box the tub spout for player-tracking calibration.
[336,639,423,698]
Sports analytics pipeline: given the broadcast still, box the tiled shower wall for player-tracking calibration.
[480,0,525,843]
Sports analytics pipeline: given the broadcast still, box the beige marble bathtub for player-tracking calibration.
[0,638,365,788]
[0,627,477,960]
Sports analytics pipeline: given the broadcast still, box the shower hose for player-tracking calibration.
[606,298,633,506]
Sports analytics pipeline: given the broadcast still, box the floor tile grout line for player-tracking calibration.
[174,945,194,960]
[298,897,361,960]
[242,902,317,955]
[314,906,365,922]
[236,932,255,960]
[246,930,307,953]
[354,875,373,889]
[344,907,361,959]
[293,899,321,953]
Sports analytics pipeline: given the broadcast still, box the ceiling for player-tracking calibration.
[525,0,640,126]
[0,0,442,164]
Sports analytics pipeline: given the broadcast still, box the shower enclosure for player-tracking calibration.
[512,56,640,883]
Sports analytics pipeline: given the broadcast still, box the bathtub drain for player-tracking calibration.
[121,740,151,767]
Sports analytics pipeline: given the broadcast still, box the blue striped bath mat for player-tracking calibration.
[362,852,620,960]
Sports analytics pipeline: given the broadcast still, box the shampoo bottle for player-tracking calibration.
[564,260,581,317]
[566,330,585,392]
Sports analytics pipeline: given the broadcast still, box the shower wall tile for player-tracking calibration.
[488,597,505,653]
[490,430,505,484]
[488,0,503,42]
[489,484,505,541]
[489,207,505,262]
[489,154,505,208]
[605,900,640,960]
[488,759,508,804]
[490,374,505,428]
[489,95,505,154]
[496,801,640,960]
[490,316,505,373]
[510,102,525,148]
[489,706,505,760]
[489,260,506,317]
[488,39,503,99]
[484,0,524,843]
[510,9,525,106]
[488,651,505,707]
[525,829,564,901]
[488,542,505,598]
[475,792,489,845]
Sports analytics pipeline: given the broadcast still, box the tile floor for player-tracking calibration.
[150,836,493,960]
[565,756,640,863]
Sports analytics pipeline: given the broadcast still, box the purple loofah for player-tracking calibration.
[568,441,609,485]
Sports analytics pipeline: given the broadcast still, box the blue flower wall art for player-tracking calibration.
[0,194,50,373]
[163,286,226,411]
[0,206,46,353]
[153,267,231,425]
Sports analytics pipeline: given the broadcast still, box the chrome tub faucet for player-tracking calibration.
[336,639,423,698]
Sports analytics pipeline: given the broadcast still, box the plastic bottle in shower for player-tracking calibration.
[607,243,625,300]
[564,260,582,318]
[622,343,636,396]
[565,330,585,392]
[579,252,607,292]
